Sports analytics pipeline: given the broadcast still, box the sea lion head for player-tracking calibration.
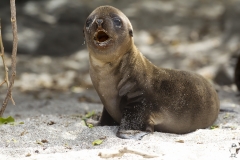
[84,6,133,61]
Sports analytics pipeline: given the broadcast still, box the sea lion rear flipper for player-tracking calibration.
[116,130,149,140]
[99,107,119,126]
[86,107,118,126]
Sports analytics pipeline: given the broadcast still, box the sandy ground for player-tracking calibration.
[0,87,240,160]
[0,0,240,159]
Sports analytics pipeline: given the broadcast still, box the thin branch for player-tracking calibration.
[0,0,17,116]
[0,19,9,88]
[0,80,6,87]
[98,147,159,158]
[0,19,14,106]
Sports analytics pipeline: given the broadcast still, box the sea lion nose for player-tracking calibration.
[96,18,103,27]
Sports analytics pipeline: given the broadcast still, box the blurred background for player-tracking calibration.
[0,0,240,102]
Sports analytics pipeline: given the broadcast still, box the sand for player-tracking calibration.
[0,88,240,160]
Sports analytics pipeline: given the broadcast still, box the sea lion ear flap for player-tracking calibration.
[129,29,133,37]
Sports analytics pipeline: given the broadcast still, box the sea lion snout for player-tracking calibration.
[96,18,104,27]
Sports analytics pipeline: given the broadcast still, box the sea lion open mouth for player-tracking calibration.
[93,30,112,47]
[95,30,109,42]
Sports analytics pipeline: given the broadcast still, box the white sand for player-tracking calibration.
[0,89,240,160]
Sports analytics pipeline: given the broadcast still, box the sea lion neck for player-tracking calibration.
[89,44,134,70]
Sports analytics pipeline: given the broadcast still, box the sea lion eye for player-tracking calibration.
[113,18,122,27]
[86,19,92,28]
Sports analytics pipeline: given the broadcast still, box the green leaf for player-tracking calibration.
[210,125,219,129]
[82,111,96,121]
[0,116,15,125]
[223,113,229,119]
[81,120,87,126]
[85,111,95,118]
[92,139,103,146]
[87,123,93,128]
[19,122,24,124]
[36,140,43,145]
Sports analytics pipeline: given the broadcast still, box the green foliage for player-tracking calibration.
[81,111,96,128]
[0,116,15,125]
[87,123,93,128]
[210,125,219,129]
[85,111,95,119]
[81,111,95,120]
[81,120,87,126]
[36,140,43,145]
[92,139,103,146]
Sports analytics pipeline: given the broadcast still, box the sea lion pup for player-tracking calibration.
[83,5,220,140]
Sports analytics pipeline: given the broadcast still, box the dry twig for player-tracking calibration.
[0,0,18,116]
[0,20,14,104]
[98,147,159,158]
[0,20,9,88]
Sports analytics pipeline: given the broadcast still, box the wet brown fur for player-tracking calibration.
[84,6,220,138]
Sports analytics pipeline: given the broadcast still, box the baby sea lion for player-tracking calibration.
[83,5,220,140]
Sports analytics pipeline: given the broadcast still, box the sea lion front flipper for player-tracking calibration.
[116,121,154,140]
[99,107,119,126]
[116,130,149,140]
[116,105,152,140]
[87,107,118,126]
